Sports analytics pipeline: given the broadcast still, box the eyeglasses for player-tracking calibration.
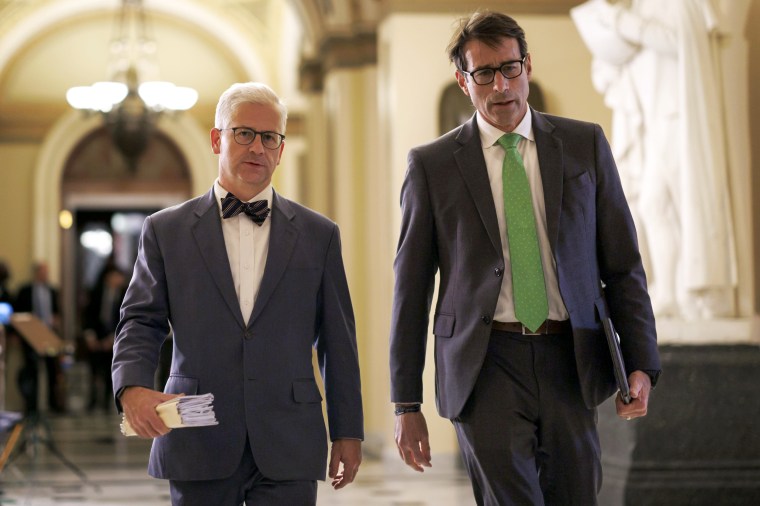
[217,127,285,149]
[460,57,526,86]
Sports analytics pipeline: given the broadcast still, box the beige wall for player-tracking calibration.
[520,16,611,128]
[750,0,760,316]
[0,144,37,290]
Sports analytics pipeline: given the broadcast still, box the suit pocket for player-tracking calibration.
[562,172,596,228]
[164,375,199,395]
[433,312,455,338]
[566,170,592,187]
[292,379,323,403]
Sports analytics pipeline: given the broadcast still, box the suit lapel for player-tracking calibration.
[454,115,503,255]
[248,191,297,326]
[191,188,246,329]
[532,110,563,254]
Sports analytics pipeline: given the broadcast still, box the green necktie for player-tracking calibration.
[497,133,548,333]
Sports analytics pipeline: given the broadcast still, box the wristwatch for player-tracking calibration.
[394,403,421,416]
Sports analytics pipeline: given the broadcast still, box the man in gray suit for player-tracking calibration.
[390,11,661,505]
[113,82,363,505]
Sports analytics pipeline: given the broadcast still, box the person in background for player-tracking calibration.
[390,11,661,505]
[16,261,65,414]
[83,262,127,411]
[112,82,364,505]
[0,260,13,305]
[0,259,14,330]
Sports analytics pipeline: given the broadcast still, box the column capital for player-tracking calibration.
[299,31,377,93]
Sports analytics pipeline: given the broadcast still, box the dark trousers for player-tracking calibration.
[452,330,601,506]
[88,349,113,410]
[18,341,64,414]
[169,438,318,506]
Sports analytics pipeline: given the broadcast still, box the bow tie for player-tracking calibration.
[221,193,270,225]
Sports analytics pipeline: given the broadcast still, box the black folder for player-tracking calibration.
[602,317,631,404]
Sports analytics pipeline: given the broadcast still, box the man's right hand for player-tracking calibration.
[120,386,180,438]
[394,411,432,472]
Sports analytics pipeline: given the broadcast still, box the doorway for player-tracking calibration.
[58,127,192,411]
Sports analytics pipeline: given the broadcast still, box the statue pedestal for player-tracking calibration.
[656,317,760,344]
[598,339,760,505]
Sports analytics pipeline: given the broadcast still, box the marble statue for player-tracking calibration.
[572,0,744,319]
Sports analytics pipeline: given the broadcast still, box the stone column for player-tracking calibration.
[299,32,392,458]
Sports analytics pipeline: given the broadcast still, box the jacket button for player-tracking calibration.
[494,268,503,277]
[244,331,252,340]
[482,315,491,324]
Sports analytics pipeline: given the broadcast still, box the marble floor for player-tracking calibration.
[0,411,476,506]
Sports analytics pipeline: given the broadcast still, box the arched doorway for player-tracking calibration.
[58,125,193,410]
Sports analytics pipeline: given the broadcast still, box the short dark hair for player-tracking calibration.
[446,11,528,71]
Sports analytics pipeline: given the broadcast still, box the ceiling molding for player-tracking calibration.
[0,102,70,142]
[299,30,376,92]
[296,0,582,92]
[376,0,583,16]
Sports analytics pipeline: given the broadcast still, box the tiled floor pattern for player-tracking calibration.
[0,412,475,505]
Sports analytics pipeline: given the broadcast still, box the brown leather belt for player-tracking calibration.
[491,319,572,335]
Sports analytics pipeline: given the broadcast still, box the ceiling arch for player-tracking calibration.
[0,0,284,139]
[0,0,269,81]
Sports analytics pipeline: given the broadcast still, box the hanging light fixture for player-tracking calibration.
[66,0,198,170]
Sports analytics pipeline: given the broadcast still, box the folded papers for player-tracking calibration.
[121,393,219,437]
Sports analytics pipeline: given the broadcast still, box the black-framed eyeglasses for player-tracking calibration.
[460,56,526,86]
[217,127,285,149]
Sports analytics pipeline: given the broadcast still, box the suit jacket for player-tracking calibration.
[84,277,125,341]
[16,283,59,317]
[112,188,363,481]
[390,110,660,420]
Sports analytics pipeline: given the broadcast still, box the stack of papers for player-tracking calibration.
[121,393,219,437]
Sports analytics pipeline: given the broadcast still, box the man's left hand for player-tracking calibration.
[328,439,362,490]
[616,370,652,420]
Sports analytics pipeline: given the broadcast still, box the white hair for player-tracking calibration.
[214,82,288,133]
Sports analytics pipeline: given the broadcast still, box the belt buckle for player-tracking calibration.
[521,324,541,336]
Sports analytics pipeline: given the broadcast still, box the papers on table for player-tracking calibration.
[0,411,23,433]
[121,393,219,437]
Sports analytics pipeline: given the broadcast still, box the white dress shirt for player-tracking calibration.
[214,180,272,326]
[477,112,569,322]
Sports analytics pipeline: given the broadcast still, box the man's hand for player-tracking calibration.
[616,370,652,421]
[395,411,431,472]
[120,386,180,438]
[328,439,362,489]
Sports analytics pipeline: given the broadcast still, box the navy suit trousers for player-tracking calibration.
[452,329,602,506]
[169,438,317,506]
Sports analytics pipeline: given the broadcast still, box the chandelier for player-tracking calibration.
[66,0,198,170]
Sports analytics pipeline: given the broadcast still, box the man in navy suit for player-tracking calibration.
[390,11,661,505]
[113,82,363,505]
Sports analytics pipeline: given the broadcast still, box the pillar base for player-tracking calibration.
[598,344,760,505]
